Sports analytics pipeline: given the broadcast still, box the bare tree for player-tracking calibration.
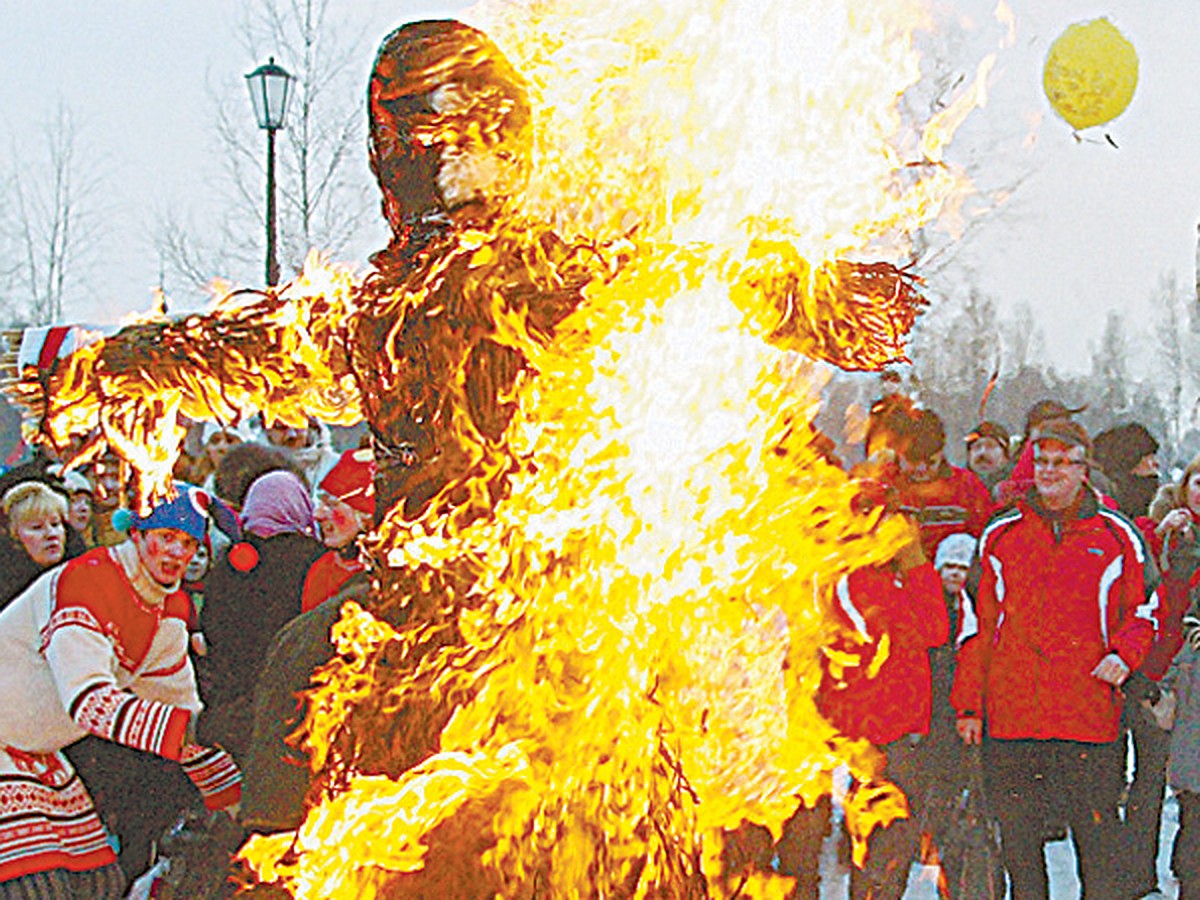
[156,0,376,296]
[909,285,1004,437]
[153,209,222,291]
[3,105,99,325]
[0,169,22,323]
[1151,271,1196,455]
[999,302,1045,373]
[1090,310,1131,419]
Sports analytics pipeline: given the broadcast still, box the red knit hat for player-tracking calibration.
[318,449,376,516]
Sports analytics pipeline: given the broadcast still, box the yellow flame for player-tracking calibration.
[844,779,910,869]
[474,0,977,261]
[995,0,1017,47]
[15,0,992,892]
[27,251,364,502]
[235,0,991,893]
[245,242,916,895]
[922,55,995,164]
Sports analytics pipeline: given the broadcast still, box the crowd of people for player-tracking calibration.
[793,387,1200,900]
[0,416,377,898]
[0,386,1195,899]
[0,14,1041,898]
[716,386,1200,900]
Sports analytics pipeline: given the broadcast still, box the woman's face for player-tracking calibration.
[1186,471,1200,516]
[14,510,66,567]
[68,493,92,532]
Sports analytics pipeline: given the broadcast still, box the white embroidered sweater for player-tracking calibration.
[0,541,239,807]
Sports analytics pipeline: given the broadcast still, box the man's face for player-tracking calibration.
[92,460,122,512]
[899,450,942,484]
[184,541,210,583]
[314,493,366,549]
[266,422,312,451]
[132,528,199,586]
[939,563,969,595]
[1131,453,1160,478]
[205,430,243,467]
[968,437,1007,477]
[1033,440,1088,510]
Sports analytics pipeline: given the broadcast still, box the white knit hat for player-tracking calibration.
[46,464,93,496]
[61,469,93,495]
[934,532,976,570]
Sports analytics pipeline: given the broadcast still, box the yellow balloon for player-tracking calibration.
[1043,18,1138,130]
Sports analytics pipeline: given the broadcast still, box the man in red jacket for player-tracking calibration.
[864,405,993,561]
[952,418,1156,899]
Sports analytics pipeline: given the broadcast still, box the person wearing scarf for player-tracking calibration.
[0,484,240,898]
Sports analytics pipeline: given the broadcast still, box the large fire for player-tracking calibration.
[9,0,999,895]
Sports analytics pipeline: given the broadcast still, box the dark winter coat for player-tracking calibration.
[1135,517,1195,683]
[241,571,375,833]
[0,527,84,613]
[1166,641,1200,793]
[196,531,324,761]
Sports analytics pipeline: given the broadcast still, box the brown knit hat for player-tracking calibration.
[965,420,1011,454]
[1030,418,1092,457]
[1024,399,1086,435]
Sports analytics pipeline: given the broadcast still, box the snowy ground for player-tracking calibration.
[817,789,1181,898]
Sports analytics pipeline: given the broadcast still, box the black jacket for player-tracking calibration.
[197,531,325,712]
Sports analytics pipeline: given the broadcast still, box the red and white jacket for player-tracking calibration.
[0,542,241,808]
[818,561,948,746]
[951,491,1157,743]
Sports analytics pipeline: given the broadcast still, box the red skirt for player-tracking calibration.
[0,747,116,884]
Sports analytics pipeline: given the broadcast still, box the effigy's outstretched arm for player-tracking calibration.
[8,266,363,501]
[730,242,925,372]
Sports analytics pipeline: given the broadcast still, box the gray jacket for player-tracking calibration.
[1166,641,1200,793]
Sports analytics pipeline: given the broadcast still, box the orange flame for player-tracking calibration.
[235,0,990,892]
[12,0,994,893]
[22,251,364,504]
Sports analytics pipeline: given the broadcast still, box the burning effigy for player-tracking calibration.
[7,0,994,896]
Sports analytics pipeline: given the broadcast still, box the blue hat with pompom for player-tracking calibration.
[114,482,241,544]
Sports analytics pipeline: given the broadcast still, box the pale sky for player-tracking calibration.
[1,0,1198,375]
[930,0,1200,376]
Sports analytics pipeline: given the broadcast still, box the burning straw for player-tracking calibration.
[4,0,992,895]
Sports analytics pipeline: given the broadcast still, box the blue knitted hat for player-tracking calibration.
[117,482,241,544]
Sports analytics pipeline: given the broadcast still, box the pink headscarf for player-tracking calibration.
[240,471,316,540]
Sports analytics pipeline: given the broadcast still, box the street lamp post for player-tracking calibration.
[245,57,294,287]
